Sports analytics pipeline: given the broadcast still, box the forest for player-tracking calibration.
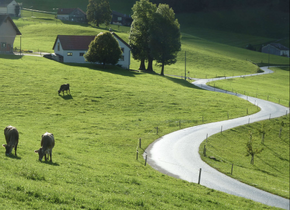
[151,0,290,13]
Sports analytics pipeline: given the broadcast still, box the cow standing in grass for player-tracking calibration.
[58,84,70,95]
[35,132,55,162]
[3,125,19,156]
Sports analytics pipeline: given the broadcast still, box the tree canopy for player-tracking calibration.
[86,0,112,27]
[149,4,181,76]
[129,0,181,75]
[129,0,157,71]
[84,32,122,67]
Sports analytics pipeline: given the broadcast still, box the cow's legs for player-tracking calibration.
[14,143,18,156]
[50,152,52,162]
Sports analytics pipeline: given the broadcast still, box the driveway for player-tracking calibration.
[145,67,289,209]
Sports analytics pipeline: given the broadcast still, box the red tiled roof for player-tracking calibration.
[52,33,131,51]
[53,35,95,50]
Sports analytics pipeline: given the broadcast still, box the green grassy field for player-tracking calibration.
[1,2,289,209]
[199,115,289,198]
[1,55,269,209]
[208,66,290,107]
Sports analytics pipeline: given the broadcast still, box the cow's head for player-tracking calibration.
[2,144,12,156]
[34,148,44,161]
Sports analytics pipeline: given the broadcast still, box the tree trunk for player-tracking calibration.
[139,59,145,70]
[160,63,165,76]
[147,57,153,72]
[251,154,254,164]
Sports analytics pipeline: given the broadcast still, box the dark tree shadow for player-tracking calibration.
[165,75,203,90]
[0,54,23,60]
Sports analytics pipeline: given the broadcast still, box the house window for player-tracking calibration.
[120,55,124,61]
[1,43,6,48]
[67,52,73,56]
[80,52,84,56]
[121,48,124,53]
[57,43,60,51]
[118,17,122,21]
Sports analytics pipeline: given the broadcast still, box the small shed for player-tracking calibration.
[57,8,86,23]
[0,14,21,53]
[0,0,20,16]
[52,32,131,69]
[262,43,289,57]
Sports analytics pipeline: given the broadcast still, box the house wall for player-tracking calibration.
[0,1,20,16]
[280,50,289,57]
[262,45,289,57]
[0,19,17,52]
[57,14,69,21]
[0,7,7,14]
[116,40,130,69]
[7,0,16,15]
[69,9,86,22]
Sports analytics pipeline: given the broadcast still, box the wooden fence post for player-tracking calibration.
[231,164,234,175]
[145,154,147,166]
[198,168,202,184]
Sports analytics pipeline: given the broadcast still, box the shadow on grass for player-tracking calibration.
[165,75,203,90]
[62,62,140,77]
[0,54,23,60]
[40,161,60,166]
[6,154,21,160]
[59,94,73,100]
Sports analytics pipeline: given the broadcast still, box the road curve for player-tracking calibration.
[145,67,289,209]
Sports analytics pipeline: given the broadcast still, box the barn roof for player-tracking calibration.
[57,8,86,15]
[0,0,13,7]
[269,43,289,51]
[0,15,21,35]
[52,33,131,50]
[52,35,95,50]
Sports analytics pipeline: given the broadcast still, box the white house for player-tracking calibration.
[0,14,21,53]
[52,32,131,69]
[0,0,21,16]
[262,43,289,57]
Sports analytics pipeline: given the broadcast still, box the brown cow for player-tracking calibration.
[3,125,19,156]
[34,132,55,162]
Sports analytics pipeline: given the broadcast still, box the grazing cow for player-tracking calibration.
[58,84,70,95]
[3,125,19,156]
[35,132,55,162]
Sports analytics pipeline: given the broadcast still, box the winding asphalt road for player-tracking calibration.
[145,67,289,209]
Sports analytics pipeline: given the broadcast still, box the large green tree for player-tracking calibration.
[84,32,122,67]
[129,0,157,71]
[149,4,181,76]
[86,0,112,27]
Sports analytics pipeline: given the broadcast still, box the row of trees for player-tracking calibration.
[151,0,290,13]
[85,0,181,75]
[129,0,181,75]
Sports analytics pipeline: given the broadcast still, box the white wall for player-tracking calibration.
[0,18,17,52]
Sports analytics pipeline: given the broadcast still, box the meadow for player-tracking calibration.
[0,4,289,209]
